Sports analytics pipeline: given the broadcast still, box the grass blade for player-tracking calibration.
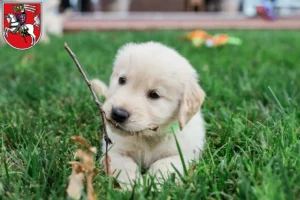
[173,132,188,176]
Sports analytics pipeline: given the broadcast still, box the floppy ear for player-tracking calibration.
[178,79,205,130]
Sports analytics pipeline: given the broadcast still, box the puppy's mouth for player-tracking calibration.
[106,118,159,134]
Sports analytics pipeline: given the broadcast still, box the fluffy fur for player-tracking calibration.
[91,42,206,188]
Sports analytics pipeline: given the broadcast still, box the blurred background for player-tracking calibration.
[1,0,300,40]
[61,0,300,14]
[58,0,300,31]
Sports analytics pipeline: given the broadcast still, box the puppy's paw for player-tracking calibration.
[149,162,173,183]
[116,172,136,190]
[106,153,140,190]
[149,156,185,184]
[90,79,108,98]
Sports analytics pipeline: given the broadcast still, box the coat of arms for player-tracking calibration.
[3,3,41,50]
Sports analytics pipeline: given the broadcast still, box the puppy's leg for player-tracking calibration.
[90,79,108,98]
[149,155,187,182]
[109,153,139,189]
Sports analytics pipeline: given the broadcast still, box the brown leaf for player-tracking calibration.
[66,163,85,200]
[67,136,98,200]
[86,170,96,200]
[71,135,90,147]
[20,54,34,65]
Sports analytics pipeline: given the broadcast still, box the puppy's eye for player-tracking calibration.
[119,77,126,85]
[148,90,160,99]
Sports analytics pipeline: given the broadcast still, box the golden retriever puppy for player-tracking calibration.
[91,42,206,188]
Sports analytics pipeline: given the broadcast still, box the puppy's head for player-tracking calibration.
[103,42,205,136]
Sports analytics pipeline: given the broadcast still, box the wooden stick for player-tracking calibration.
[64,43,112,175]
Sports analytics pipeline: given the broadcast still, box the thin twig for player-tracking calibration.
[64,43,112,175]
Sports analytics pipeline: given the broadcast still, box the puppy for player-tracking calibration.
[91,42,206,188]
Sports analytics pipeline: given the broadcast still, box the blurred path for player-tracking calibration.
[64,12,300,31]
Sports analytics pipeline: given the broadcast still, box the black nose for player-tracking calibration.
[111,107,130,123]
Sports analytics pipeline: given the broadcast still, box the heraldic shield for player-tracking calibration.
[3,3,41,50]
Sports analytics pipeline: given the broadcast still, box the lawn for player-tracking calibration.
[0,30,299,199]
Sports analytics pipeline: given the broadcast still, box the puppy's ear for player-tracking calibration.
[178,79,205,130]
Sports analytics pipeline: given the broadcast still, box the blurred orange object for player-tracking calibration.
[187,30,211,40]
[185,30,242,47]
[206,34,229,47]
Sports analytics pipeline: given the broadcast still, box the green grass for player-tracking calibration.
[0,30,299,199]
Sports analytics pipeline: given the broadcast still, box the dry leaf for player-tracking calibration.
[66,163,85,200]
[66,136,98,200]
[71,135,90,147]
[20,54,34,66]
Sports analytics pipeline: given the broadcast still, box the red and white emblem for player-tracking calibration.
[2,2,41,50]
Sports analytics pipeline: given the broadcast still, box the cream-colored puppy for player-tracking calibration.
[91,42,206,188]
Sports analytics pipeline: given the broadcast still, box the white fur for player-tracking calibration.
[91,42,206,188]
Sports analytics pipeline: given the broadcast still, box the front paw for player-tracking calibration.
[117,172,134,187]
[149,157,185,184]
[105,153,139,189]
[149,162,173,181]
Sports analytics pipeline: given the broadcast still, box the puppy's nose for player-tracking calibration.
[111,107,129,123]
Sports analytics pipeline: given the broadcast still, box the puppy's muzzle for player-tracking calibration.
[111,107,130,123]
